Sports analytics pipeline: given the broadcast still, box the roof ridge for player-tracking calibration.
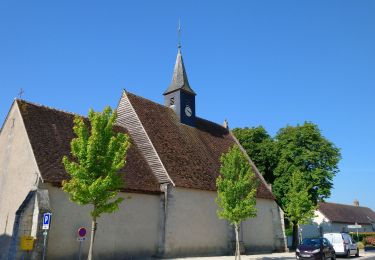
[196,116,228,130]
[125,91,227,130]
[125,91,169,111]
[16,99,84,118]
[16,99,132,133]
[320,201,372,210]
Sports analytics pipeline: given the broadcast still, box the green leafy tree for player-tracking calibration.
[234,122,341,248]
[283,170,316,247]
[62,107,130,260]
[216,145,258,260]
[232,126,277,183]
[273,122,341,247]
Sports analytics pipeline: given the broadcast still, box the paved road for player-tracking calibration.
[171,250,375,260]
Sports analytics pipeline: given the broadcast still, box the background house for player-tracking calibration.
[301,201,375,239]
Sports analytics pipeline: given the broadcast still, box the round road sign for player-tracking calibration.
[78,227,87,238]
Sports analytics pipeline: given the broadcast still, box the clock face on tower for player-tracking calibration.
[184,105,192,117]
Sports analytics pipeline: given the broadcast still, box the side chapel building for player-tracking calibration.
[0,46,287,259]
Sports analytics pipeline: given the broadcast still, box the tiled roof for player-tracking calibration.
[15,92,276,200]
[319,202,375,224]
[16,100,161,194]
[125,92,275,199]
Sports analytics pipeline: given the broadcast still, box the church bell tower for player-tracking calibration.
[163,37,196,127]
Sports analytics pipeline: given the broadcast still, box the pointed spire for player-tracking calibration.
[164,49,196,96]
[163,20,196,96]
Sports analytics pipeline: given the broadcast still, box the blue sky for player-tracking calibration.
[1,1,374,210]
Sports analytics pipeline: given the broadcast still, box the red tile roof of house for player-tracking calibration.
[319,202,375,225]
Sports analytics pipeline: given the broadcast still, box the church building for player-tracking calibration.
[0,45,287,259]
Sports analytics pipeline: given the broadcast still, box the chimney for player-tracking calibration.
[223,119,229,130]
[354,199,359,207]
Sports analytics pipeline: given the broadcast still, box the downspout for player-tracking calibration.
[157,183,169,257]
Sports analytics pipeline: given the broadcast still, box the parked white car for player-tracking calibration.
[323,233,359,257]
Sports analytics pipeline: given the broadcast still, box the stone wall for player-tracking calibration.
[0,102,40,258]
[8,191,37,260]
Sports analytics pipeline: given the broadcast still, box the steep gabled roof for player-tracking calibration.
[119,91,275,199]
[318,202,375,225]
[14,92,276,200]
[16,99,160,194]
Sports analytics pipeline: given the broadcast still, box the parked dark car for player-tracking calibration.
[296,238,336,260]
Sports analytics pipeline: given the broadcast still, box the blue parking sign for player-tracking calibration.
[42,213,51,230]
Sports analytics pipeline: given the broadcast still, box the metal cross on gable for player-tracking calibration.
[18,88,24,99]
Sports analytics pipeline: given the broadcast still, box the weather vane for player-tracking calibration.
[18,88,24,99]
[178,18,182,49]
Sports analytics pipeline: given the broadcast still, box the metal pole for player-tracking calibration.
[357,228,359,242]
[42,231,48,260]
[78,240,82,260]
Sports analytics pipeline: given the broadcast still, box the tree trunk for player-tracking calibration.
[234,223,241,260]
[292,221,299,249]
[88,216,97,260]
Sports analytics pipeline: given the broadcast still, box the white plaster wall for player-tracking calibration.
[164,187,230,257]
[46,186,160,260]
[242,198,283,252]
[164,188,285,257]
[313,210,329,224]
[0,103,39,236]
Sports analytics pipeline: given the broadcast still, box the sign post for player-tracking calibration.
[77,227,87,260]
[348,222,362,241]
[42,213,52,260]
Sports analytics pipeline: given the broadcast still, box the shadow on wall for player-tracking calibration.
[0,234,11,260]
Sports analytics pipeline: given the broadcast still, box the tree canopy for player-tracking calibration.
[283,170,315,225]
[273,122,341,209]
[216,145,258,260]
[233,122,341,247]
[62,106,130,259]
[232,127,277,184]
[216,145,258,225]
[234,122,340,208]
